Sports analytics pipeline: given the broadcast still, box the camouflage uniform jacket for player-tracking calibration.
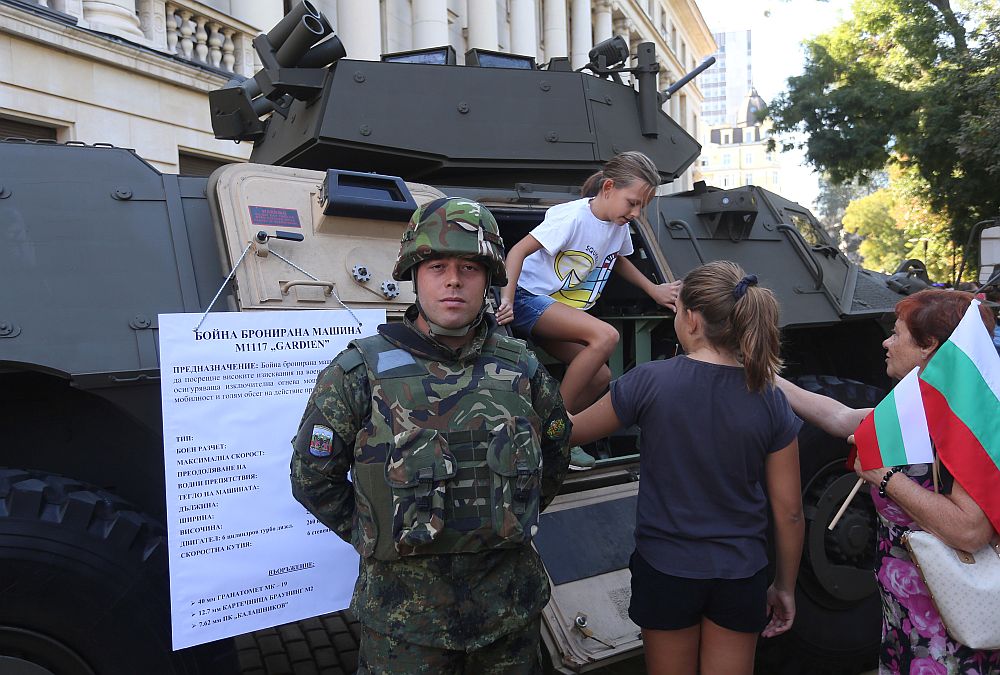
[291,308,571,649]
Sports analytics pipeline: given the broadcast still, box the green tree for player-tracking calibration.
[890,165,961,282]
[841,166,960,280]
[814,172,887,263]
[842,190,905,273]
[769,0,1000,257]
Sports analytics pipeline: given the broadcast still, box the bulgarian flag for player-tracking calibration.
[854,367,935,471]
[919,300,1000,533]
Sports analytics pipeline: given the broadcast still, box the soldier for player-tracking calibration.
[290,197,572,674]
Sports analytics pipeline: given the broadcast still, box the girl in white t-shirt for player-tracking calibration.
[496,151,681,416]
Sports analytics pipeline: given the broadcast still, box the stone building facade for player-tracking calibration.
[698,87,781,192]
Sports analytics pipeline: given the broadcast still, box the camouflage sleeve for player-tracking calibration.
[530,361,571,511]
[290,350,371,543]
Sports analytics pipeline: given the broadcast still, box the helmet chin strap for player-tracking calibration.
[413,273,491,338]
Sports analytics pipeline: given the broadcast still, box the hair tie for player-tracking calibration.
[733,274,758,300]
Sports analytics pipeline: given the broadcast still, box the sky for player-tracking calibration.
[694,0,855,209]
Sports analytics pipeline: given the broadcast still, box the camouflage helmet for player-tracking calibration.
[392,197,507,285]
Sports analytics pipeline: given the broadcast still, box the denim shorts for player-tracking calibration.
[511,286,556,340]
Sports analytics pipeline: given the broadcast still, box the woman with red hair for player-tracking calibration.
[779,289,999,673]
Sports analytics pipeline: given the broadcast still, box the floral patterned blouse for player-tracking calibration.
[873,463,1000,674]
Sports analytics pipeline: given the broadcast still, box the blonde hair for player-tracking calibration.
[680,261,782,392]
[581,151,660,199]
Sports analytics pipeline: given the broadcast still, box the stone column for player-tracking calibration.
[569,0,590,69]
[543,0,567,61]
[412,0,448,49]
[136,0,166,48]
[593,0,612,44]
[467,0,498,51]
[336,0,382,61]
[54,0,85,22]
[82,0,145,40]
[509,0,537,59]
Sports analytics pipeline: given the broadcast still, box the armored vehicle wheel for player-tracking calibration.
[235,611,361,674]
[0,469,234,675]
[756,376,885,675]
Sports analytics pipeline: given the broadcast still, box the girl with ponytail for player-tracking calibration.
[570,261,804,675]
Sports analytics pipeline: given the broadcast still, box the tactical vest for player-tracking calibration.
[347,332,543,561]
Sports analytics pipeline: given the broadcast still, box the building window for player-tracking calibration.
[745,152,753,164]
[745,173,752,185]
[178,151,233,177]
[722,153,731,166]
[0,117,58,141]
[722,176,730,187]
[723,133,730,144]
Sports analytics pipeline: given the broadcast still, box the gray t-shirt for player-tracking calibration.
[611,356,801,579]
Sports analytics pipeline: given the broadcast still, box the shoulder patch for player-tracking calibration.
[545,417,567,441]
[376,348,417,374]
[308,425,335,457]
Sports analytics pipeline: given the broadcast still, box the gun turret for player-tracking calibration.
[211,1,708,189]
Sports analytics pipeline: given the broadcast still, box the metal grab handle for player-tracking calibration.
[777,224,824,290]
[660,214,706,264]
[280,279,334,296]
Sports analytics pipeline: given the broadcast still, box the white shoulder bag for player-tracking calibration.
[901,528,1000,649]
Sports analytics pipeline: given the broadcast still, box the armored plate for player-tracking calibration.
[209,163,448,316]
[534,480,644,672]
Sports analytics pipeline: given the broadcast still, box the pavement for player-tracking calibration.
[590,656,881,674]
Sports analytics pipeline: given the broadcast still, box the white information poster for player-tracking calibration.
[158,308,384,650]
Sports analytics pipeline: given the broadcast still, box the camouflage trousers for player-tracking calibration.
[356,618,542,675]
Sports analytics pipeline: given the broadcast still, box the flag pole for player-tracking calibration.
[828,478,865,530]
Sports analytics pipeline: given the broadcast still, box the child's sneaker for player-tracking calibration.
[569,446,596,470]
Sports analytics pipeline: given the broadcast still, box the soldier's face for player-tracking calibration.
[415,257,488,330]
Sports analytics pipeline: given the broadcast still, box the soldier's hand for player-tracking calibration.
[496,298,514,325]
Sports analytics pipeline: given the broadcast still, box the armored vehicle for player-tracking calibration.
[0,2,953,673]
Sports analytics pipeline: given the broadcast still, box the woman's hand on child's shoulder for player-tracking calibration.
[650,280,682,311]
[495,298,514,325]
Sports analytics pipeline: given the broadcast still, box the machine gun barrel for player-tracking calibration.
[662,56,716,100]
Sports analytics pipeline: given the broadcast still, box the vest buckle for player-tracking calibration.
[514,462,533,514]
[415,466,434,512]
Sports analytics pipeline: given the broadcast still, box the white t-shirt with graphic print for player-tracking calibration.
[517,197,634,311]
